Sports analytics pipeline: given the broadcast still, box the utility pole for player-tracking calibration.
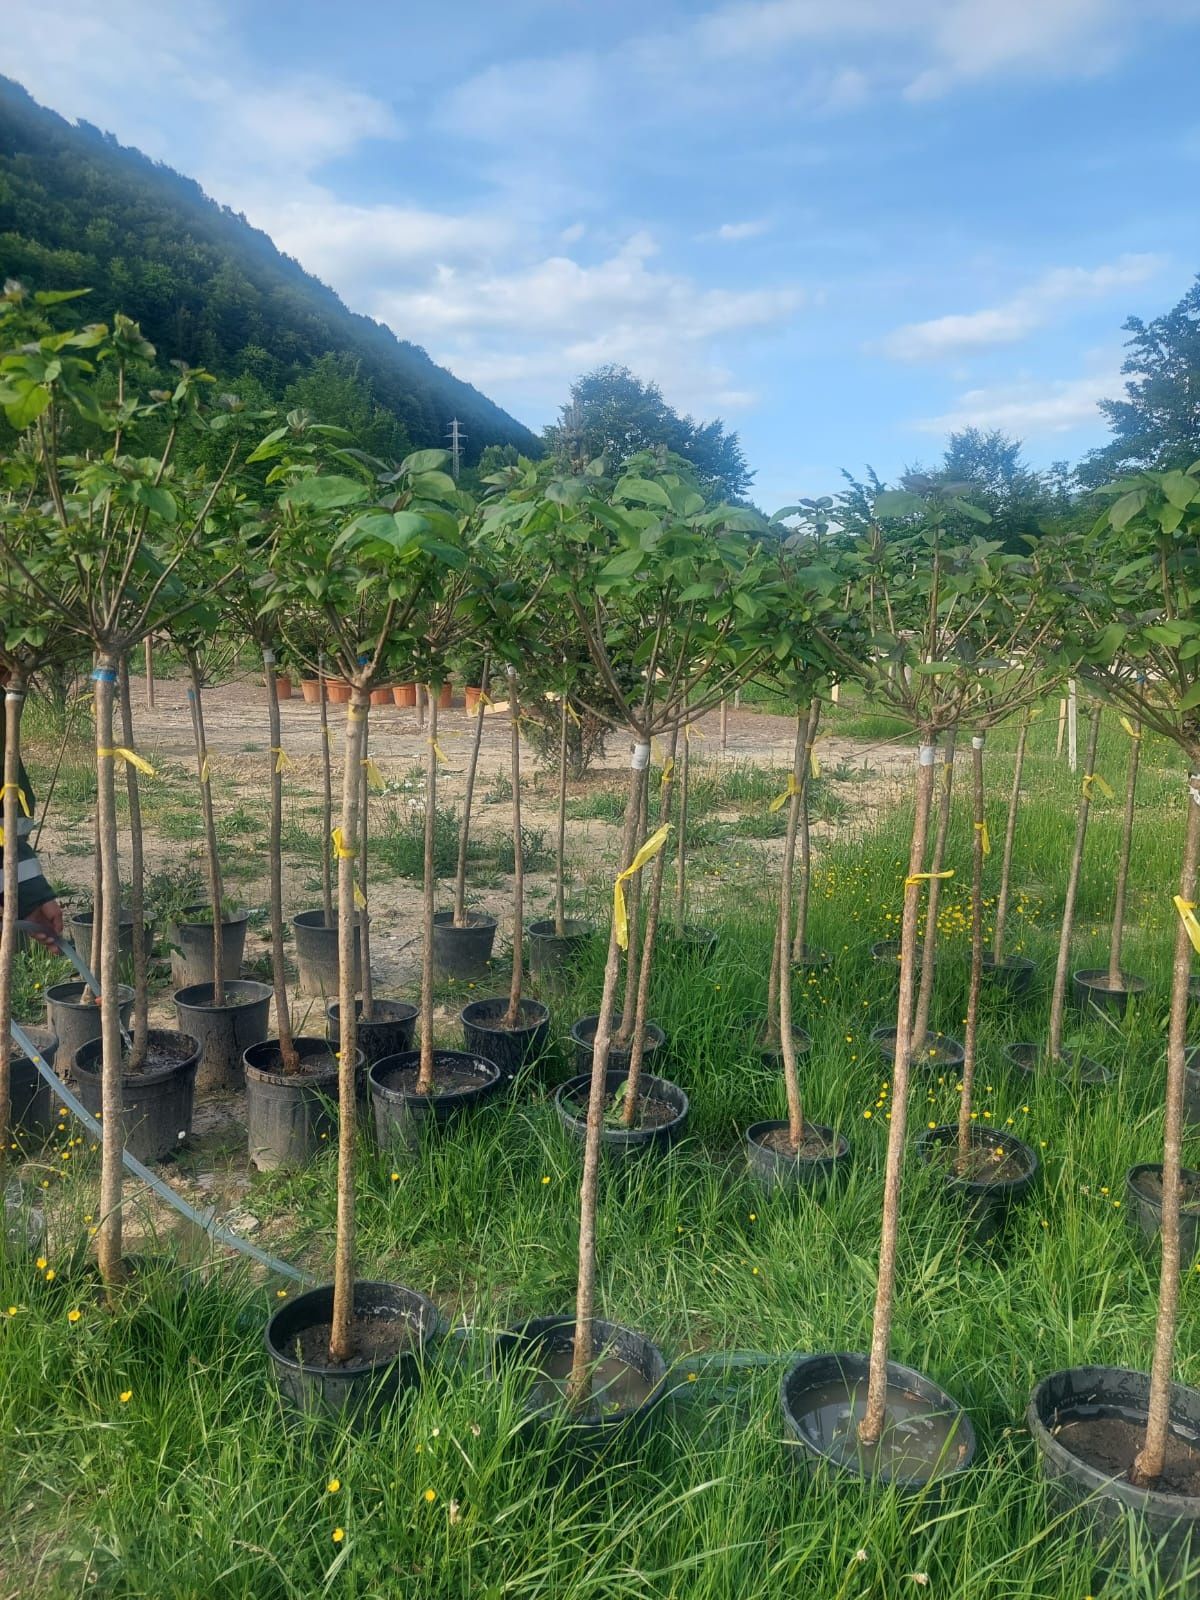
[447,418,465,481]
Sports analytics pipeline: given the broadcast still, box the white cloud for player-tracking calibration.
[913,367,1123,436]
[879,253,1163,361]
[710,219,772,241]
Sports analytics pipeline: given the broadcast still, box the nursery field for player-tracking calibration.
[2,682,1195,1600]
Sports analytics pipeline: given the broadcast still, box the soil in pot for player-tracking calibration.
[370,1050,502,1150]
[569,1013,665,1077]
[781,1351,975,1488]
[919,1125,1039,1247]
[1005,1041,1110,1086]
[73,1027,199,1163]
[493,1316,668,1434]
[460,997,551,1085]
[173,979,272,1094]
[871,1025,964,1068]
[327,999,418,1067]
[430,910,497,981]
[1028,1366,1200,1584]
[1073,969,1148,1018]
[46,981,134,1071]
[554,1070,689,1156]
[1126,1163,1200,1270]
[746,1120,850,1190]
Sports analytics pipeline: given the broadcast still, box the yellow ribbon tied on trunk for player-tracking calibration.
[97,747,155,776]
[331,827,357,860]
[904,869,954,888]
[769,772,800,813]
[353,881,367,910]
[613,824,673,950]
[1175,897,1200,956]
[974,820,991,855]
[807,735,827,779]
[0,783,30,815]
[1082,772,1113,800]
[271,746,291,774]
[199,756,211,785]
[1119,716,1142,741]
[660,756,675,792]
[362,757,384,791]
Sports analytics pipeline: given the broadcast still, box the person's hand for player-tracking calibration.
[24,899,64,948]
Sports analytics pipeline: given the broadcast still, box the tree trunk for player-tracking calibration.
[0,676,27,1157]
[503,670,524,1028]
[1108,719,1141,987]
[116,656,150,1068]
[615,757,649,1049]
[567,756,647,1409]
[958,733,987,1169]
[1048,702,1102,1060]
[329,687,368,1366]
[859,736,938,1446]
[318,654,334,929]
[675,727,690,933]
[263,647,296,1071]
[94,653,126,1291]
[911,726,957,1054]
[416,693,440,1094]
[359,719,374,1022]
[554,691,568,937]
[791,699,822,964]
[621,728,678,1127]
[764,917,783,1052]
[186,651,224,1009]
[1130,768,1200,1485]
[992,712,1030,966]
[454,657,489,926]
[778,712,808,1149]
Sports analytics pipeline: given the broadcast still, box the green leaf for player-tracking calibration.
[1162,471,1199,511]
[873,490,925,519]
[279,475,369,512]
[1109,488,1148,530]
[400,448,451,475]
[1179,682,1200,712]
[614,476,672,509]
[33,288,92,306]
[599,548,645,580]
[4,381,50,429]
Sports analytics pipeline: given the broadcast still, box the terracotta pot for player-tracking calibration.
[438,683,453,710]
[326,679,352,704]
[464,686,483,714]
[370,685,393,707]
[392,683,417,707]
[300,678,323,704]
[274,673,292,700]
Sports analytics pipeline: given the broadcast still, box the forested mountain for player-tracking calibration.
[0,77,538,464]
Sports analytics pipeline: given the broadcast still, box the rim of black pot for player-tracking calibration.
[291,909,342,931]
[1073,967,1149,996]
[264,1280,441,1379]
[47,980,134,1008]
[555,1070,689,1137]
[918,1123,1039,1195]
[431,909,498,931]
[869,939,926,962]
[325,997,419,1026]
[173,979,273,1013]
[1126,1161,1200,1208]
[746,1119,849,1162]
[242,1036,349,1081]
[871,1025,964,1065]
[1004,1041,1111,1085]
[982,954,1036,973]
[662,924,718,948]
[493,1313,670,1426]
[75,1027,201,1085]
[569,1014,666,1050]
[781,1350,976,1485]
[527,917,593,941]
[1027,1366,1200,1512]
[13,1026,57,1061]
[740,1013,813,1058]
[369,1049,502,1101]
[69,906,135,927]
[459,996,551,1032]
[174,902,249,930]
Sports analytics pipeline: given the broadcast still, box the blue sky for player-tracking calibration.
[8,0,1200,507]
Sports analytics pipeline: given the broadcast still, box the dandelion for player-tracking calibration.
[687,1371,698,1383]
[44,1269,55,1282]
[423,1488,437,1504]
[748,1212,757,1222]
[863,1109,872,1119]
[119,1390,132,1403]
[332,1527,345,1543]
[276,1289,288,1299]
[35,1257,46,1271]
[5,1306,16,1317]
[327,1478,340,1494]
[541,1175,550,1185]
[67,1308,82,1324]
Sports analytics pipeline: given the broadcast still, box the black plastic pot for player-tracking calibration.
[555,1069,689,1156]
[172,979,272,1094]
[167,905,249,989]
[430,910,497,981]
[460,997,551,1085]
[871,1025,964,1069]
[491,1315,669,1449]
[10,1026,57,1139]
[981,954,1036,998]
[740,1012,811,1070]
[745,1120,850,1189]
[1125,1162,1200,1272]
[45,981,133,1075]
[660,924,719,965]
[370,1049,502,1151]
[327,998,418,1067]
[243,1036,361,1171]
[67,906,137,967]
[292,910,361,996]
[1028,1365,1200,1586]
[870,939,925,967]
[791,948,833,974]
[73,1027,200,1162]
[918,1124,1039,1246]
[265,1279,441,1417]
[781,1351,976,1489]
[1073,968,1148,1019]
[1005,1041,1111,1087]
[569,1013,666,1078]
[527,918,593,987]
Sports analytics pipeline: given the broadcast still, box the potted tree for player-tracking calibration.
[1072,712,1148,1016]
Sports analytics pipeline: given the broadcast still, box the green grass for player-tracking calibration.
[3,706,1199,1595]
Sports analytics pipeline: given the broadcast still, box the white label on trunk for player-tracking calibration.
[631,742,651,770]
[1190,773,1200,806]
[919,745,936,765]
[262,648,276,667]
[972,735,985,750]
